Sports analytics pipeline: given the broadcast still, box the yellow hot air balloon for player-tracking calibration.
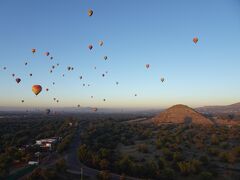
[32,85,42,95]
[88,9,93,17]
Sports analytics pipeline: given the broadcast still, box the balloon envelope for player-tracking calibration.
[193,37,198,44]
[32,85,42,95]
[88,9,93,16]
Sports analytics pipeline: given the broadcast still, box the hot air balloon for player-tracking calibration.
[50,57,53,60]
[21,100,24,103]
[45,52,50,56]
[12,74,15,77]
[103,99,106,102]
[56,100,59,103]
[32,49,36,54]
[161,78,165,82]
[3,67,6,70]
[99,40,104,46]
[92,108,98,112]
[62,74,65,77]
[79,76,83,80]
[77,104,80,108]
[193,37,198,44]
[104,56,108,60]
[46,109,51,115]
[102,74,105,77]
[116,82,119,85]
[88,44,93,50]
[146,64,150,69]
[50,70,53,73]
[53,98,56,101]
[134,94,137,97]
[71,67,74,71]
[88,9,93,17]
[46,88,49,91]
[67,66,71,71]
[52,65,55,69]
[32,85,42,95]
[25,62,28,66]
[57,63,59,66]
[29,73,32,77]
[16,78,21,84]
[53,82,55,85]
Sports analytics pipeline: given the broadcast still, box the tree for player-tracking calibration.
[55,158,67,172]
[99,159,109,170]
[78,144,91,163]
[199,171,213,180]
[97,170,111,180]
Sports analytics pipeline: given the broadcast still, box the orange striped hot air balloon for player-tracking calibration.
[32,85,42,95]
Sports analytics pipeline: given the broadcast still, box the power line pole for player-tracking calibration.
[81,167,83,180]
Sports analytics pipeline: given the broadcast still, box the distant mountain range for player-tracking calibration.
[196,102,240,114]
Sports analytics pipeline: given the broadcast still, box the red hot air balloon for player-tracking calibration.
[193,37,198,44]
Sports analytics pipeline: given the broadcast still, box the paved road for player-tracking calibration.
[64,123,139,180]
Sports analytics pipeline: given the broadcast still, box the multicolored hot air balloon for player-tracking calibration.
[32,49,36,54]
[193,37,198,44]
[32,85,42,95]
[88,9,93,17]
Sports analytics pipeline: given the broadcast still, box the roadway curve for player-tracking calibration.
[64,123,139,180]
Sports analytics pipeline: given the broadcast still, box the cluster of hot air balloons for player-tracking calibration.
[1,2,202,114]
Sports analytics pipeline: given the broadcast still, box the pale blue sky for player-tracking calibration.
[0,0,240,109]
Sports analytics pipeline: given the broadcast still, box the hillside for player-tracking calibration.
[196,102,240,114]
[153,104,213,125]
